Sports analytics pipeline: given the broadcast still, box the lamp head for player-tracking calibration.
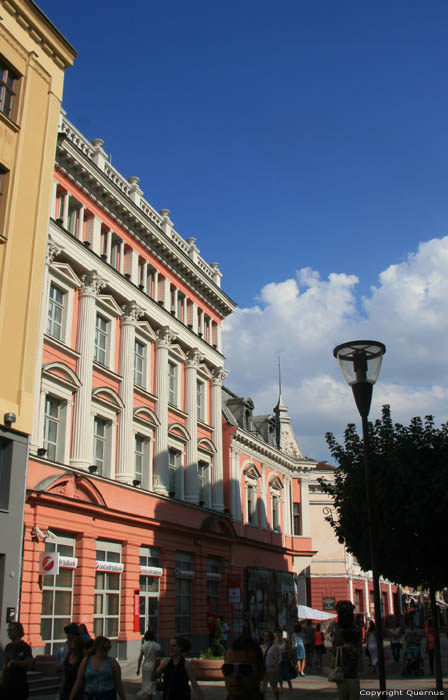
[333,340,386,418]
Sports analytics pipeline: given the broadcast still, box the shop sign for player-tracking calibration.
[140,566,163,577]
[323,597,336,611]
[39,552,59,575]
[229,587,241,603]
[96,560,124,573]
[60,556,78,569]
[206,572,222,581]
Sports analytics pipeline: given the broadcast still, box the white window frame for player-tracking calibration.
[40,378,75,465]
[175,551,193,635]
[293,502,302,536]
[134,432,151,487]
[197,457,211,507]
[94,540,122,645]
[46,267,79,347]
[168,444,183,498]
[41,533,76,654]
[94,313,109,366]
[94,297,120,371]
[91,401,118,479]
[134,338,146,389]
[168,360,180,407]
[196,378,208,423]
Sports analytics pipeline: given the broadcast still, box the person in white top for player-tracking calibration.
[260,630,280,700]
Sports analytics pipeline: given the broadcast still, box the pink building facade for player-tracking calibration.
[19,112,317,658]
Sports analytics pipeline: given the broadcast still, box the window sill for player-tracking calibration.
[134,385,157,401]
[44,334,80,359]
[0,110,20,132]
[167,403,188,419]
[92,361,122,382]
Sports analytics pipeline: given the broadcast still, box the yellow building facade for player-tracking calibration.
[0,0,75,641]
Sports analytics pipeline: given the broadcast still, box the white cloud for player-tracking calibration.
[222,236,448,462]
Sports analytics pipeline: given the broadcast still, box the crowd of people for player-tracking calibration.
[0,612,442,700]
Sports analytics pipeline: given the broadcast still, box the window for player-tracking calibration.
[0,166,9,239]
[135,434,149,483]
[206,557,220,613]
[293,503,302,536]
[94,541,122,654]
[93,416,111,475]
[168,361,178,406]
[247,483,257,525]
[198,461,208,504]
[139,547,160,636]
[43,396,65,462]
[40,534,75,654]
[272,494,280,531]
[0,58,19,120]
[134,340,146,388]
[47,284,65,340]
[169,448,181,496]
[67,198,81,238]
[175,552,193,634]
[110,234,122,271]
[94,314,109,365]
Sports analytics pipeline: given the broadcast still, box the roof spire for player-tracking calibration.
[278,356,282,398]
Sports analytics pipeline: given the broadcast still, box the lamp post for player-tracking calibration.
[333,340,386,692]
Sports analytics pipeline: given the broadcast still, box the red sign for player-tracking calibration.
[38,552,59,575]
[134,591,140,633]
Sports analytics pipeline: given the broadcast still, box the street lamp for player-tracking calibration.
[333,340,387,692]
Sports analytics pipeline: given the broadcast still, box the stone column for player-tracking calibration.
[211,367,227,510]
[62,191,69,228]
[119,240,125,274]
[117,302,144,483]
[283,476,292,536]
[184,349,204,503]
[154,327,176,495]
[230,444,242,521]
[153,270,159,301]
[71,270,106,469]
[78,206,85,241]
[30,237,64,453]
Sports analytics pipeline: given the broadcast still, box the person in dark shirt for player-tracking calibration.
[330,628,363,700]
[0,622,33,700]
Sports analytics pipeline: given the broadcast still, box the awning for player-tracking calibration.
[298,604,337,621]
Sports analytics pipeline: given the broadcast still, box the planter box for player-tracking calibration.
[190,658,224,681]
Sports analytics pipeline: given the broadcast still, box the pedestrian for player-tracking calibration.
[137,629,161,699]
[68,635,126,700]
[59,636,84,700]
[220,619,230,650]
[291,622,306,676]
[366,622,378,671]
[260,630,279,700]
[304,620,315,671]
[425,619,435,675]
[78,623,93,652]
[56,623,80,668]
[0,621,33,700]
[389,619,402,663]
[221,636,265,699]
[274,630,294,691]
[330,628,363,700]
[314,623,325,672]
[154,636,204,700]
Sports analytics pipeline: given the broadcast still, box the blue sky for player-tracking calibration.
[38,0,448,460]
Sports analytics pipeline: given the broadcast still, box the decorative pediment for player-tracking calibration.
[200,514,237,538]
[169,344,186,362]
[51,262,82,288]
[42,362,81,390]
[168,423,191,441]
[97,295,122,317]
[269,475,283,490]
[197,363,212,379]
[136,320,157,340]
[33,473,107,507]
[243,463,261,480]
[134,406,160,427]
[198,437,217,454]
[92,386,124,409]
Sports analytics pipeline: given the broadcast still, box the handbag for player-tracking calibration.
[328,646,344,682]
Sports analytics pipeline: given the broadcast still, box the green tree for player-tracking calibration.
[321,405,448,690]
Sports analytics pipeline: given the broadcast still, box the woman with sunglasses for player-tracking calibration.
[154,636,204,700]
[68,636,126,700]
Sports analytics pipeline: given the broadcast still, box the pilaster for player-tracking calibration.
[154,327,176,495]
[71,270,106,469]
[184,349,204,503]
[116,302,144,483]
[211,367,228,510]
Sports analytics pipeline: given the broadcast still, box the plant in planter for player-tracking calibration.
[190,618,226,680]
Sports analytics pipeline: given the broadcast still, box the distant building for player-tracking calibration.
[19,112,316,657]
[308,461,399,621]
[0,0,76,643]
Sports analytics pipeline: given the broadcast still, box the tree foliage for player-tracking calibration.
[320,405,448,589]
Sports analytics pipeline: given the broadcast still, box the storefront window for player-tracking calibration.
[206,556,220,613]
[94,540,122,654]
[40,534,75,654]
[139,546,160,636]
[175,552,193,635]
